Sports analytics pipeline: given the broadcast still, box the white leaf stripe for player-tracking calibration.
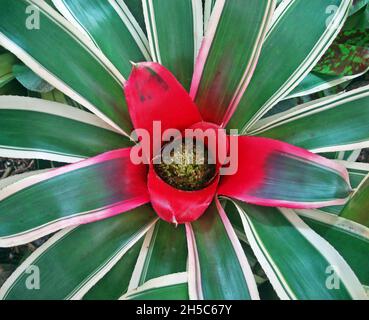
[31,0,125,84]
[204,0,216,31]
[221,0,275,127]
[215,199,260,299]
[266,0,295,39]
[70,218,157,300]
[295,209,369,241]
[0,218,157,300]
[185,223,204,300]
[0,148,83,164]
[243,0,352,133]
[0,170,51,191]
[336,160,369,172]
[232,201,294,300]
[111,0,151,60]
[0,96,125,163]
[191,0,204,63]
[191,0,276,110]
[0,196,148,248]
[120,272,188,299]
[279,208,367,300]
[338,161,369,191]
[51,0,98,47]
[0,149,148,247]
[250,84,369,136]
[233,200,367,300]
[350,173,369,197]
[142,0,161,63]
[0,226,77,300]
[127,222,157,291]
[0,34,128,136]
[285,69,369,100]
[142,0,203,67]
[53,0,151,63]
[364,285,369,297]
[0,96,122,133]
[345,149,362,162]
[0,0,129,136]
[189,0,226,99]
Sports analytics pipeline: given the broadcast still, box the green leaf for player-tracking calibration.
[287,72,355,99]
[191,0,274,124]
[320,161,369,215]
[0,206,157,300]
[344,3,369,29]
[230,200,367,300]
[124,0,146,32]
[0,79,26,95]
[36,89,87,110]
[228,0,352,133]
[297,208,369,286]
[252,85,369,153]
[0,0,132,134]
[0,52,17,88]
[142,0,203,90]
[319,149,362,162]
[0,148,149,247]
[13,64,54,93]
[341,173,369,227]
[127,221,187,292]
[52,0,150,78]
[0,96,131,163]
[83,239,144,300]
[187,199,259,300]
[83,222,188,300]
[122,273,189,300]
[350,0,369,15]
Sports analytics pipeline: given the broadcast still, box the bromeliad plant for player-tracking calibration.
[0,0,368,300]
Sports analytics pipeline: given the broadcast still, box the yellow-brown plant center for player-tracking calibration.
[154,139,216,191]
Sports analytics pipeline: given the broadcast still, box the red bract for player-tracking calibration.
[123,62,351,224]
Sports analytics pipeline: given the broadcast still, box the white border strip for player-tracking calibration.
[0,0,130,135]
[295,208,369,240]
[243,0,351,132]
[0,226,77,299]
[279,208,367,300]
[0,169,51,191]
[286,69,369,100]
[32,0,125,84]
[127,222,157,291]
[216,198,260,299]
[142,0,161,63]
[71,218,157,300]
[0,148,83,164]
[185,223,204,300]
[251,84,369,135]
[0,96,121,133]
[51,0,97,46]
[203,0,215,31]
[190,0,226,99]
[336,160,369,172]
[120,272,188,299]
[112,0,152,60]
[221,0,275,127]
[232,201,294,300]
[192,0,204,63]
